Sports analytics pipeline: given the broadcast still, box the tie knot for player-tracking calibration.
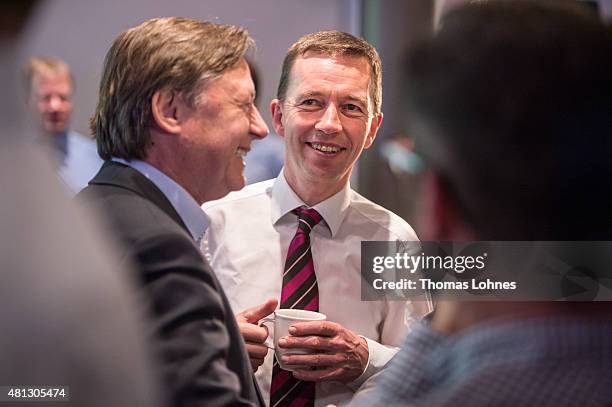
[293,207,323,232]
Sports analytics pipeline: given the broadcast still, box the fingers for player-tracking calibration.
[289,362,363,382]
[239,320,269,343]
[237,297,278,324]
[288,320,341,337]
[250,358,265,371]
[236,298,277,344]
[291,367,339,381]
[275,324,369,384]
[246,342,270,360]
[278,334,348,352]
[281,352,347,367]
[246,338,270,372]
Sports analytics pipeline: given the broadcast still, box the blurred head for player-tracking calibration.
[406,0,612,240]
[24,57,73,136]
[93,17,268,203]
[272,31,383,203]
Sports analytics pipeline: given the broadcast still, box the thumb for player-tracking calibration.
[238,297,278,324]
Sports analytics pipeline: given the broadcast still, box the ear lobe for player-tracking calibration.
[270,99,285,137]
[364,112,383,150]
[151,88,183,135]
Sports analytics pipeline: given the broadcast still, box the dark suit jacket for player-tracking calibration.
[77,161,263,407]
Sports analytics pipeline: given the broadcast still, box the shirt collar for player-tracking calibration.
[270,169,351,238]
[112,158,209,241]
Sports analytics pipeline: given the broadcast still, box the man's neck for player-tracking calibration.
[283,170,348,207]
[49,130,68,142]
[145,142,213,205]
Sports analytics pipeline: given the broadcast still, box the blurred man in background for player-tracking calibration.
[23,57,102,193]
[350,1,612,406]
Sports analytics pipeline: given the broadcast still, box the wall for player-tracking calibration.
[18,0,359,136]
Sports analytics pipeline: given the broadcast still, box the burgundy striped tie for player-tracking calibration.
[269,207,323,407]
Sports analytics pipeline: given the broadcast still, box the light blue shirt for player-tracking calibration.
[350,317,612,407]
[244,133,285,184]
[52,131,104,194]
[112,158,209,242]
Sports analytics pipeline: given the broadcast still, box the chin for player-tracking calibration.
[227,174,246,192]
[306,166,345,181]
[230,180,246,192]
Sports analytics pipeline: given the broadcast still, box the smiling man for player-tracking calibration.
[77,17,268,406]
[203,31,431,406]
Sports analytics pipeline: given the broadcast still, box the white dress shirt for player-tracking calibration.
[202,172,432,406]
[112,158,209,242]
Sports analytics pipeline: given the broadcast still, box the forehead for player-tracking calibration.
[32,73,72,94]
[287,53,371,96]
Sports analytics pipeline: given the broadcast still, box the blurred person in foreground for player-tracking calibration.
[203,30,431,406]
[77,17,269,406]
[1,2,160,406]
[23,57,103,193]
[349,1,612,406]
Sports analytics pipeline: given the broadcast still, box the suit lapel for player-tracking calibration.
[90,161,190,235]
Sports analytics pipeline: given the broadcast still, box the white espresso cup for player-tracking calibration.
[259,309,327,371]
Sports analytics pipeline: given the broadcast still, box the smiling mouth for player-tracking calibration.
[306,142,345,154]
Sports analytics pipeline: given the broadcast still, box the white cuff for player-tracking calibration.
[347,336,399,390]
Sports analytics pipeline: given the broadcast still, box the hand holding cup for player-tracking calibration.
[258,309,327,371]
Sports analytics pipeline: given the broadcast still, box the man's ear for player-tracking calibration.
[419,171,475,240]
[151,88,184,135]
[270,99,285,137]
[363,112,383,150]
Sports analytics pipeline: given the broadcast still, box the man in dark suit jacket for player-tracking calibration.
[77,17,269,406]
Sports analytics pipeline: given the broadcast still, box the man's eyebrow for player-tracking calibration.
[247,91,255,104]
[344,94,368,105]
[296,90,325,99]
[234,89,255,104]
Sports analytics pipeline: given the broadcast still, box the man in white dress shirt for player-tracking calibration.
[203,31,431,406]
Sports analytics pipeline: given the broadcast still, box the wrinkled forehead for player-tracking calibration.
[292,51,371,78]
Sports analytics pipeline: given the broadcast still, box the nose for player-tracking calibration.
[315,104,342,134]
[47,95,67,112]
[250,105,269,139]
